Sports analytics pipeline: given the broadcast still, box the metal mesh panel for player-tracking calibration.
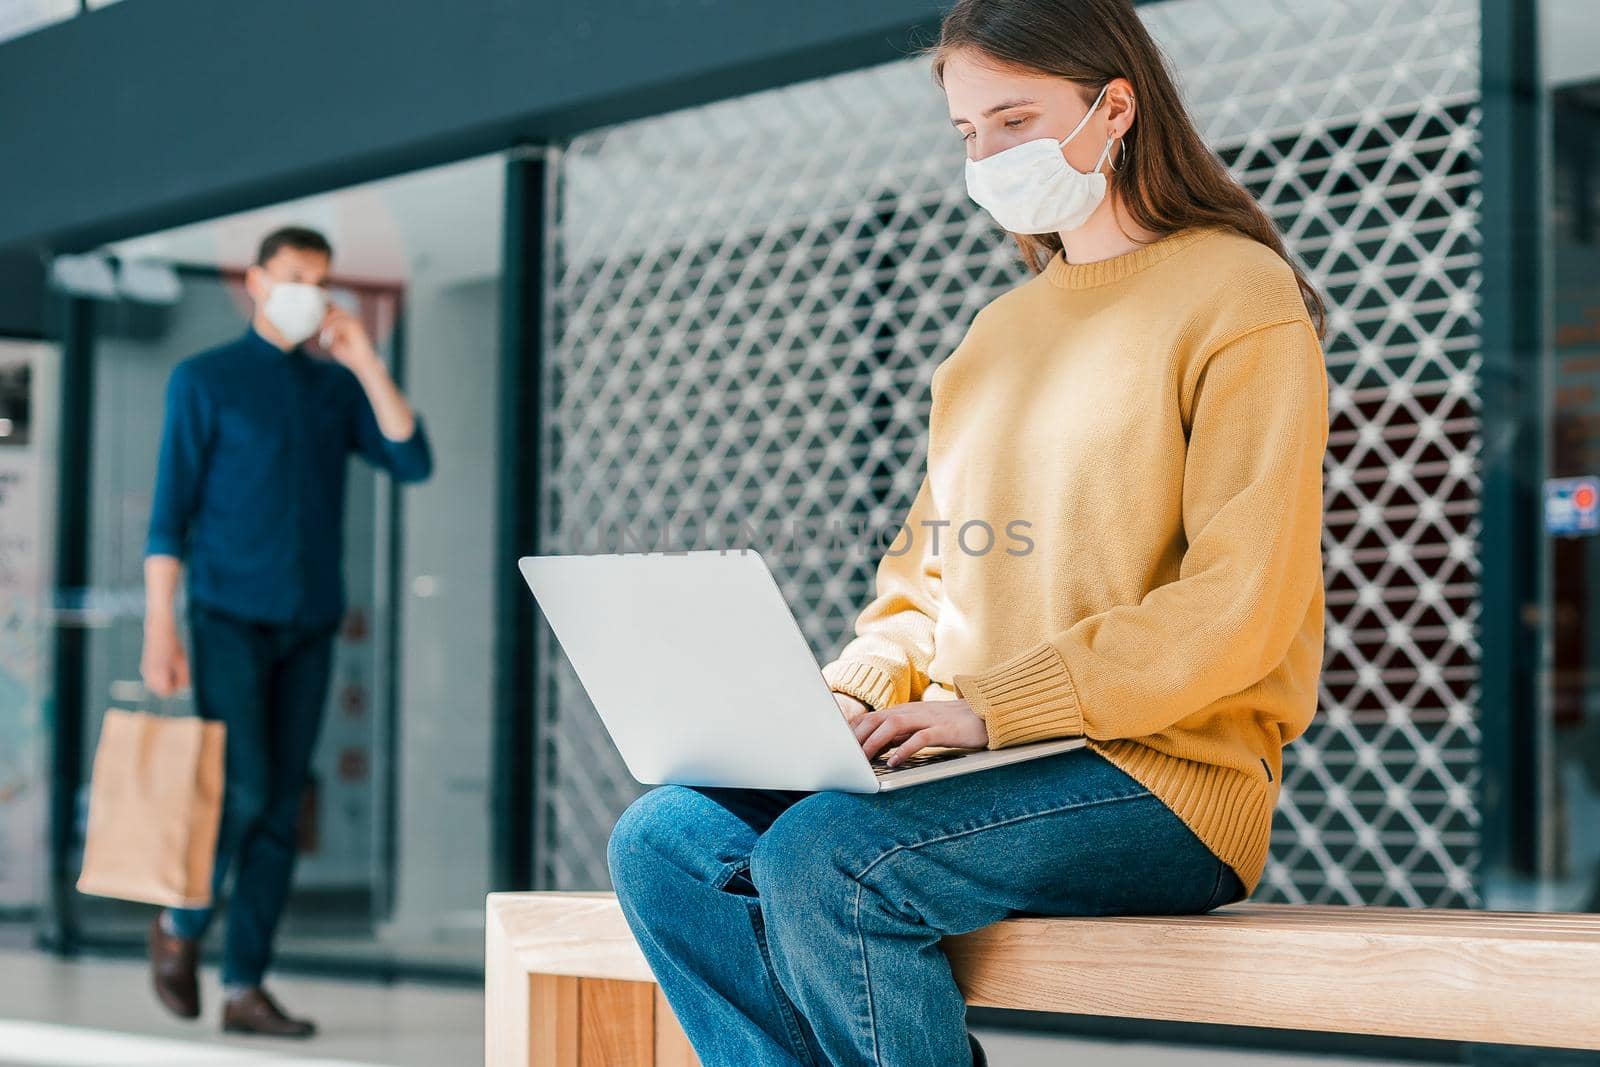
[538,0,1483,906]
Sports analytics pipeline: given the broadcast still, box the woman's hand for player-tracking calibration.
[852,699,989,767]
[832,691,871,727]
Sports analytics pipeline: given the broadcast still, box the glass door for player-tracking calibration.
[63,151,509,974]
[1541,76,1600,913]
[68,267,400,954]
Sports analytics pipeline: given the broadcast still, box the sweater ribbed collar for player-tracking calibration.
[1043,226,1216,290]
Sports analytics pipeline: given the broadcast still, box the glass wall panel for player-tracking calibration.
[1534,0,1600,913]
[0,340,56,924]
[542,0,1485,907]
[64,152,505,969]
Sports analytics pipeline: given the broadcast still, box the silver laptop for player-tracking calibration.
[518,549,1085,792]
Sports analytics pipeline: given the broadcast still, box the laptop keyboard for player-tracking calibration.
[870,747,977,777]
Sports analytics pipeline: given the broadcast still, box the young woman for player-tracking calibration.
[607,0,1329,1063]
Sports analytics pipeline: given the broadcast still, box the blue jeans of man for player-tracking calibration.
[607,745,1247,1067]
[165,601,339,988]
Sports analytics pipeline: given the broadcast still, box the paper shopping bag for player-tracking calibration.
[76,708,225,908]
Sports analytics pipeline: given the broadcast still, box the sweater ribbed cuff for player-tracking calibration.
[820,660,902,712]
[953,643,1085,749]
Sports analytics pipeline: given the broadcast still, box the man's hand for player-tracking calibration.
[852,698,988,767]
[318,303,420,442]
[318,304,381,373]
[833,691,870,727]
[141,614,190,698]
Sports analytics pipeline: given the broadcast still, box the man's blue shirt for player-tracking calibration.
[146,326,433,626]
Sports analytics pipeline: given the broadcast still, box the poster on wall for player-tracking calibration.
[0,344,50,912]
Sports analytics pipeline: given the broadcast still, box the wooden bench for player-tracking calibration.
[485,890,1600,1066]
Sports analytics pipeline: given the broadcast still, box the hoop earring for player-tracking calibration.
[1107,135,1125,172]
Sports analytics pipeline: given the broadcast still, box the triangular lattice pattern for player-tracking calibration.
[537,0,1483,907]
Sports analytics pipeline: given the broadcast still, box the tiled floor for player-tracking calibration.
[0,949,1429,1067]
[0,952,480,1067]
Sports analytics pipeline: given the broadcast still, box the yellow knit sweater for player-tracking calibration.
[820,225,1328,896]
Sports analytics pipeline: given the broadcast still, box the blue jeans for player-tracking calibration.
[607,745,1246,1067]
[165,601,339,988]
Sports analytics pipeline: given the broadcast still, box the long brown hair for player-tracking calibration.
[929,0,1327,339]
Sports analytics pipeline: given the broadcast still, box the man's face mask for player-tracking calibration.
[261,280,329,347]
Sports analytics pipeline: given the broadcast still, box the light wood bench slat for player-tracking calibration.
[942,909,1600,1049]
[1057,904,1600,939]
[1194,902,1600,930]
[491,892,659,984]
[486,891,1600,1065]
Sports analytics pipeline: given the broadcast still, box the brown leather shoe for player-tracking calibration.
[147,915,200,1019]
[222,987,316,1038]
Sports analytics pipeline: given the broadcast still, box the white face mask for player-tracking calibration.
[261,280,329,347]
[964,82,1118,235]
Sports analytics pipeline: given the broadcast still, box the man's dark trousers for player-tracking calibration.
[167,600,340,988]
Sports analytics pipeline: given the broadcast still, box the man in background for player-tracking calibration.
[141,226,433,1037]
